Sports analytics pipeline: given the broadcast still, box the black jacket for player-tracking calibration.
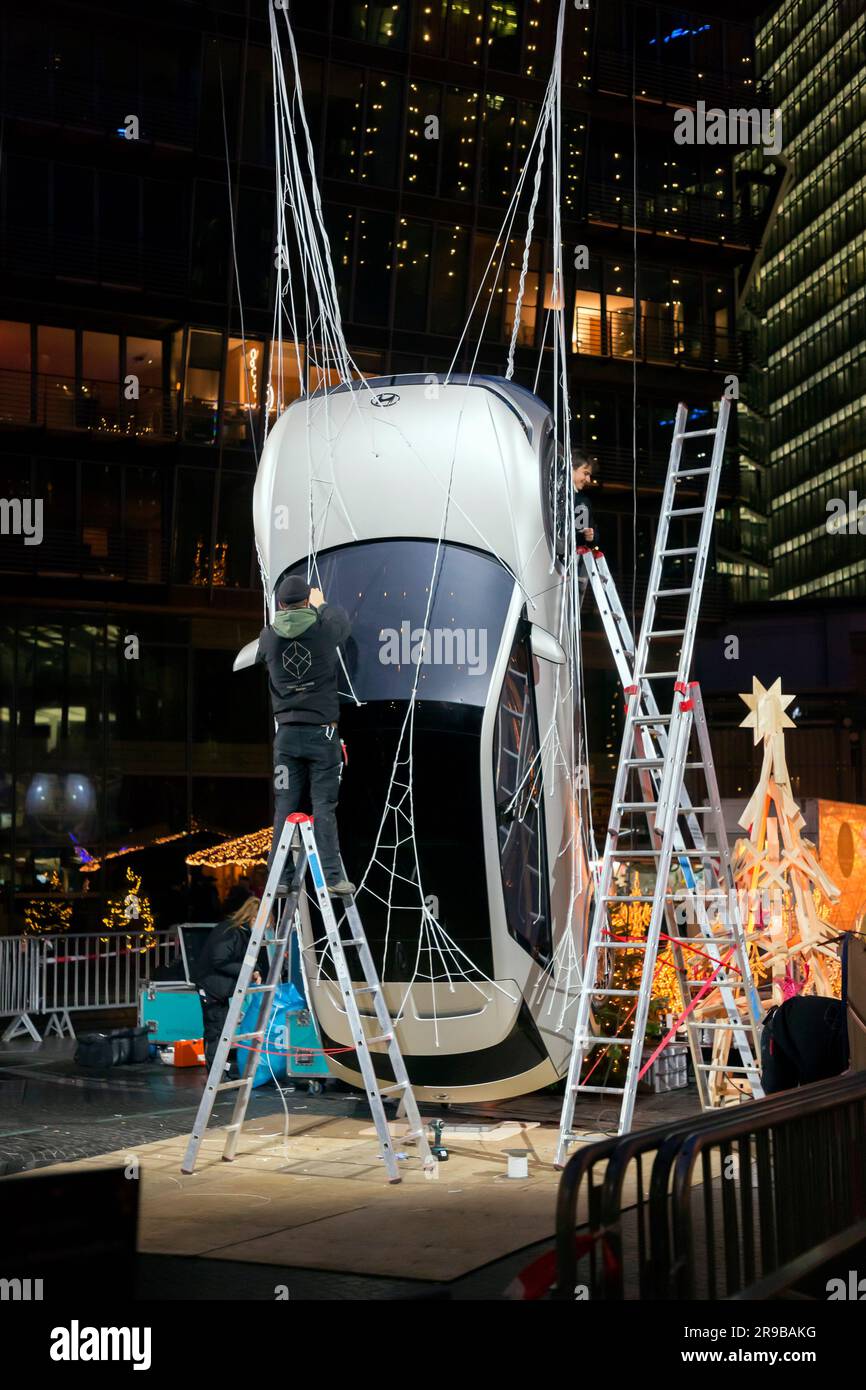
[191,921,270,1002]
[255,603,351,725]
[573,486,601,550]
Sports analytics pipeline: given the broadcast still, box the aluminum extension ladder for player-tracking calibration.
[557,398,763,1156]
[181,812,435,1183]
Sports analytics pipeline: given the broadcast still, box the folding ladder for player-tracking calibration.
[181,813,435,1182]
[557,399,763,1157]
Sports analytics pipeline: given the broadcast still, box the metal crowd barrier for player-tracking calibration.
[0,930,177,1042]
[555,1071,866,1299]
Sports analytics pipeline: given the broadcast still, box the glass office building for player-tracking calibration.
[735,0,866,601]
[0,0,763,929]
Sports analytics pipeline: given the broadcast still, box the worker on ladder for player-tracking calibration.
[255,574,355,897]
[571,451,600,606]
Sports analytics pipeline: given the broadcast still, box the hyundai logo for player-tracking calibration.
[370,392,400,408]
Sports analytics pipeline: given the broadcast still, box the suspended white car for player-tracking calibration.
[236,373,590,1102]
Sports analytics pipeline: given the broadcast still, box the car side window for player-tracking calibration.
[493,629,552,965]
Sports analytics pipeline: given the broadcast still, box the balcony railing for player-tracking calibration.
[585,181,759,246]
[0,524,168,584]
[0,71,197,147]
[0,226,187,296]
[0,369,179,438]
[573,307,738,371]
[595,48,767,109]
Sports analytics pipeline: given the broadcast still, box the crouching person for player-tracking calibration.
[192,898,270,1076]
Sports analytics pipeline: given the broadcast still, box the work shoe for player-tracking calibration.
[327,878,356,897]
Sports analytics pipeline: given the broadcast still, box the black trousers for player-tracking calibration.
[268,721,344,884]
[200,994,229,1074]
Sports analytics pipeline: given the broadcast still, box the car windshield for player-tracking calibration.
[284,540,515,706]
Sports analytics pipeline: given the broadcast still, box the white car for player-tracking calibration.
[237,373,590,1102]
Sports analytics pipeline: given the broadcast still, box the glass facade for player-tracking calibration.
[737,0,866,601]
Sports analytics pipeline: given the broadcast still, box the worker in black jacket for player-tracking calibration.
[191,898,270,1074]
[255,573,354,896]
[572,452,600,551]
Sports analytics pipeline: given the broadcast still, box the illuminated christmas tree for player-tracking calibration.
[102,865,156,952]
[733,678,840,1004]
[588,871,678,1082]
[24,869,73,935]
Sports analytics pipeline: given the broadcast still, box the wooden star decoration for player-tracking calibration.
[739,677,797,745]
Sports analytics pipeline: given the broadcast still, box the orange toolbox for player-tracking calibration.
[173,1038,205,1067]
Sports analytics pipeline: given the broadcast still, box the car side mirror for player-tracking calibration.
[233,639,259,672]
[530,624,566,665]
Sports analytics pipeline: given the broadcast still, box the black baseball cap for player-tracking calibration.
[276,575,311,605]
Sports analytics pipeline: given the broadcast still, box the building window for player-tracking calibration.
[268,340,305,414]
[406,81,441,195]
[480,93,517,206]
[573,291,602,355]
[125,337,165,436]
[394,219,432,331]
[487,1,521,72]
[190,182,229,301]
[183,330,222,444]
[493,629,551,965]
[333,2,408,47]
[80,332,120,431]
[174,468,215,584]
[360,73,401,186]
[223,338,263,446]
[504,239,540,348]
[126,467,164,584]
[430,225,469,336]
[215,472,255,589]
[441,87,479,200]
[324,65,364,180]
[0,321,31,423]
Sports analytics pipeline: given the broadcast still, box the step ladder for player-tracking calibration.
[181,812,435,1183]
[557,398,763,1157]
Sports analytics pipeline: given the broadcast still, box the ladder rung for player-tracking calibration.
[379,1082,408,1095]
[672,936,739,947]
[569,1085,628,1096]
[579,1035,636,1046]
[623,759,704,769]
[594,941,648,950]
[673,467,712,477]
[213,1078,250,1091]
[651,629,685,637]
[633,714,672,724]
[654,588,692,596]
[590,988,641,997]
[660,547,698,556]
[668,507,705,518]
[232,1030,264,1042]
[637,670,680,678]
[602,894,659,902]
[366,1032,393,1045]
[675,427,718,438]
[689,1020,751,1030]
[245,984,277,994]
[696,1064,757,1074]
